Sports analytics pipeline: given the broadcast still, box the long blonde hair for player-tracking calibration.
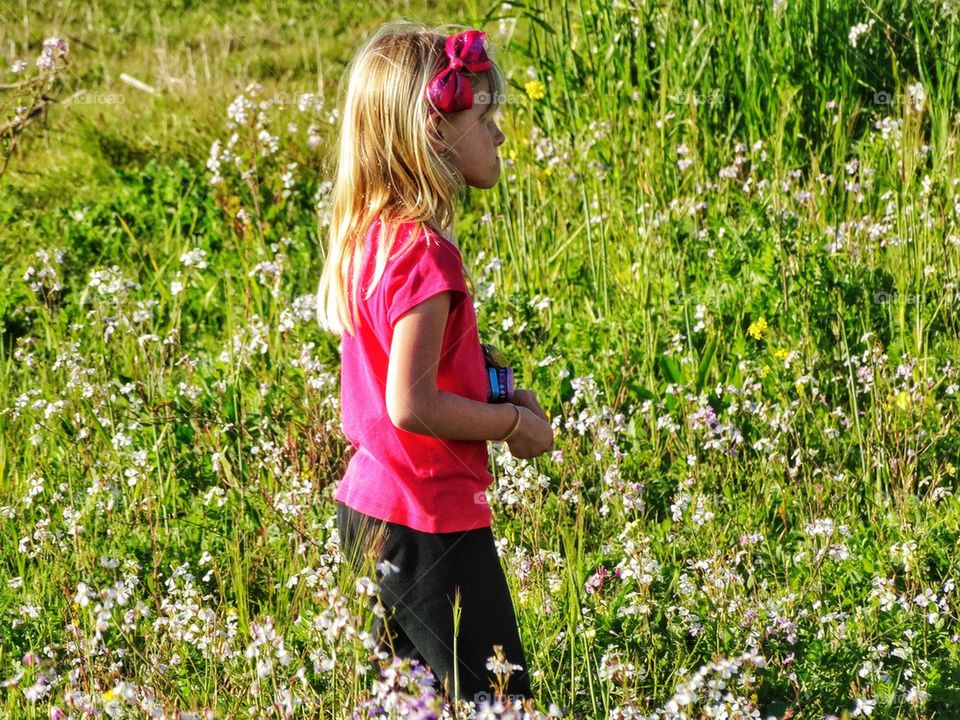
[315,20,506,337]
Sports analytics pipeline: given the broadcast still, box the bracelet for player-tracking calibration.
[497,404,522,442]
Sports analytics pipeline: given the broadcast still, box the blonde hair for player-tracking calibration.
[315,20,506,337]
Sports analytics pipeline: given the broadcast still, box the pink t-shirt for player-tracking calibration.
[333,216,494,533]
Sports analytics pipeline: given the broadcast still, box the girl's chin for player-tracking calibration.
[465,170,501,189]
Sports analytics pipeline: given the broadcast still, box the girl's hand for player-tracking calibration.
[506,405,554,459]
[509,388,550,423]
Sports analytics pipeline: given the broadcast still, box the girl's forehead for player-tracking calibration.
[472,75,497,108]
[471,73,491,89]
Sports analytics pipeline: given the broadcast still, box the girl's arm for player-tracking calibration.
[385,291,540,443]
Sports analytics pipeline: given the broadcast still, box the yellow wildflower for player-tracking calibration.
[543,165,554,177]
[894,390,911,411]
[759,365,770,378]
[103,688,117,703]
[773,348,790,362]
[747,316,768,340]
[525,80,546,100]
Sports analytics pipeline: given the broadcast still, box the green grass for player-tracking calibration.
[3,0,960,717]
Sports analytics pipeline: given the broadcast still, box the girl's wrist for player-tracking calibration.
[497,403,523,442]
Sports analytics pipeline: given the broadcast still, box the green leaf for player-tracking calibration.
[629,381,657,401]
[224,385,239,425]
[175,423,195,445]
[696,335,719,393]
[659,354,683,385]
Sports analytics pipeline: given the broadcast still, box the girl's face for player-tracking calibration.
[432,75,507,189]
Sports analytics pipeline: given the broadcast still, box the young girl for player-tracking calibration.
[315,20,554,709]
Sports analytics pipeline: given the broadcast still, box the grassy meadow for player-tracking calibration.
[3,0,960,717]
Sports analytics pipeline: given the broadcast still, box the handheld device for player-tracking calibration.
[481,343,514,403]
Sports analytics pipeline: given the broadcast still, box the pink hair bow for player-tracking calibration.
[425,30,492,114]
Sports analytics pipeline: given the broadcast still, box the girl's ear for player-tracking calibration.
[427,113,448,155]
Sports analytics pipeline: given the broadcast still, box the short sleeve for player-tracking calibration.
[385,229,468,328]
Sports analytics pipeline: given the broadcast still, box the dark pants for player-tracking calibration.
[336,501,534,706]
